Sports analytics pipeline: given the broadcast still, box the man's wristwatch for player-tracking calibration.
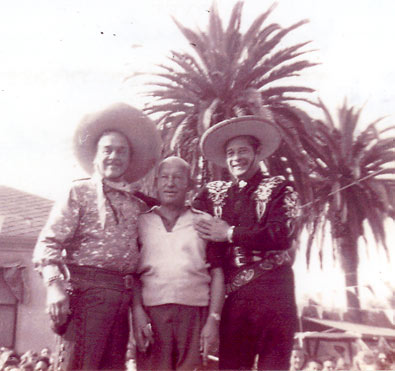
[45,274,65,287]
[209,312,221,321]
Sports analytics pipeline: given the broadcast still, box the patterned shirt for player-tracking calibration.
[33,177,147,276]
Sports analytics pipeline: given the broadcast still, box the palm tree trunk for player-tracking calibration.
[337,234,362,323]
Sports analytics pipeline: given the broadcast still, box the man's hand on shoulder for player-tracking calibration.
[194,217,230,242]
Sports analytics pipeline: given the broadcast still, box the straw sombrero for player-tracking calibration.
[200,116,281,167]
[73,103,161,182]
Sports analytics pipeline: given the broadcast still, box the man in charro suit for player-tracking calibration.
[193,116,300,370]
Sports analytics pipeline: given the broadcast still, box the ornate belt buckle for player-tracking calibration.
[234,269,255,286]
[259,260,274,270]
[234,256,246,267]
[233,246,243,256]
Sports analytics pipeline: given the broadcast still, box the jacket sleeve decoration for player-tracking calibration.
[253,176,285,221]
[206,180,232,218]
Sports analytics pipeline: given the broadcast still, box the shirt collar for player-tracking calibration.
[92,172,137,193]
[92,172,138,228]
[234,169,264,190]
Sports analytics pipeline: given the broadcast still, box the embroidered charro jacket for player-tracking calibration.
[193,169,299,283]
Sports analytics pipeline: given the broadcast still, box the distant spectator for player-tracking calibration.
[34,356,51,371]
[289,346,306,371]
[40,348,50,359]
[376,352,391,370]
[335,357,351,371]
[0,350,20,371]
[20,350,38,366]
[304,359,322,371]
[321,357,335,371]
[353,349,376,371]
[20,361,36,371]
[40,348,53,368]
[0,348,8,357]
[3,366,20,371]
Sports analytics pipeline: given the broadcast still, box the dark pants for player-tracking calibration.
[54,268,133,370]
[136,304,208,370]
[219,267,298,371]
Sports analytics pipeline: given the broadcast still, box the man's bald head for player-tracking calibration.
[156,156,193,207]
[157,156,192,182]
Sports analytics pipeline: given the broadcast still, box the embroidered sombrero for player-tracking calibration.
[73,102,161,182]
[200,116,281,167]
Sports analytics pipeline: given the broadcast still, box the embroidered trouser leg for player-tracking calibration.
[136,304,208,370]
[219,267,297,371]
[55,283,132,370]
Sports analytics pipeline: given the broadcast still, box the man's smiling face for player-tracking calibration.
[225,135,261,180]
[156,157,190,208]
[94,131,130,181]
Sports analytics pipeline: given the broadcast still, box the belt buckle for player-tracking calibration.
[233,268,255,287]
[234,256,246,267]
[233,246,243,255]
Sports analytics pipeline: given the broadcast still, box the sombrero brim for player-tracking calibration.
[200,116,281,167]
[73,103,161,182]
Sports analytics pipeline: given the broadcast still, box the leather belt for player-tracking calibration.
[233,255,262,267]
[68,264,134,291]
[226,250,291,294]
[230,247,263,268]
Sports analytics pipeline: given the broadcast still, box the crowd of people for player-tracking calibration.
[289,345,395,371]
[1,102,387,371]
[0,347,53,371]
[2,344,395,371]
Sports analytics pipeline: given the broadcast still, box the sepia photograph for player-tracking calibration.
[1,1,394,370]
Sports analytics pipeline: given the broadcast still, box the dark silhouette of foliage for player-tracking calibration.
[144,1,318,211]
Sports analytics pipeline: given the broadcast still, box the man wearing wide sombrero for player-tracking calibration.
[193,116,299,370]
[33,103,161,370]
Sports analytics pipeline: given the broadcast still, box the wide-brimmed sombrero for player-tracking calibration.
[200,116,281,167]
[73,103,161,182]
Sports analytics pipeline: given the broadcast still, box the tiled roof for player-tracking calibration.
[0,185,53,238]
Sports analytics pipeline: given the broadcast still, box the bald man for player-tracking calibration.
[132,156,225,370]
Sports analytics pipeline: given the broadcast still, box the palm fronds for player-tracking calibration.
[145,1,318,203]
[305,99,395,259]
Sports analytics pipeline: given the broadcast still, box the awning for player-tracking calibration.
[304,317,395,339]
[296,331,359,341]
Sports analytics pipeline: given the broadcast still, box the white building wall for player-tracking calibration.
[0,246,56,354]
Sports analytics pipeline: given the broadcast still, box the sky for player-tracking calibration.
[1,0,395,200]
[1,0,394,312]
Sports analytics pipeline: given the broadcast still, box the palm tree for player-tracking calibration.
[144,1,318,207]
[302,99,395,322]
